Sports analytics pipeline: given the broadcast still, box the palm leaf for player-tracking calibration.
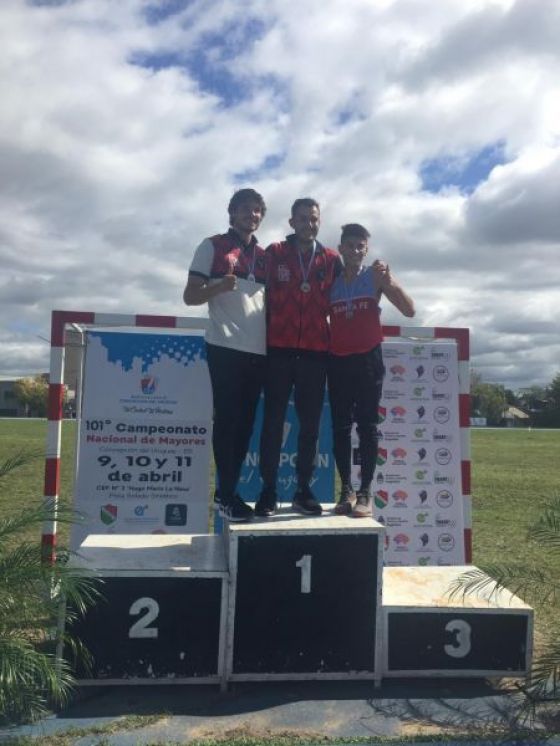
[530,498,560,549]
[0,449,41,479]
[448,564,560,607]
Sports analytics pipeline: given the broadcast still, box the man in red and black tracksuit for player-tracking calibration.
[255,198,341,517]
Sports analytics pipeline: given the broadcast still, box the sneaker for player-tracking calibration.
[219,494,254,522]
[292,485,322,516]
[352,490,372,518]
[334,484,355,516]
[255,487,278,517]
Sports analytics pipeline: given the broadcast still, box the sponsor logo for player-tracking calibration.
[378,406,386,423]
[418,556,431,566]
[416,512,429,523]
[381,430,405,442]
[438,533,455,551]
[100,504,118,525]
[390,364,406,380]
[376,472,384,484]
[418,489,429,504]
[435,514,456,528]
[433,365,450,382]
[419,533,430,547]
[412,346,426,357]
[386,516,409,527]
[278,264,290,281]
[392,489,408,503]
[435,447,452,465]
[141,376,158,395]
[377,447,387,466]
[415,469,428,481]
[434,406,450,424]
[432,389,450,401]
[377,515,386,525]
[414,427,427,439]
[384,388,403,400]
[415,364,426,379]
[165,503,187,526]
[391,447,407,463]
[384,473,407,484]
[434,471,455,485]
[374,490,388,509]
[433,429,452,443]
[431,350,450,360]
[416,405,426,420]
[436,489,453,508]
[391,405,406,418]
[412,386,428,399]
[417,447,427,461]
[393,533,410,546]
[134,504,149,516]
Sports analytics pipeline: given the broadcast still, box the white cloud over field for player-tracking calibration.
[1,0,559,389]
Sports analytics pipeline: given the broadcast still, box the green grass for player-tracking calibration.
[1,420,559,641]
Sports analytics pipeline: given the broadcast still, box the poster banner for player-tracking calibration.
[72,329,212,548]
[239,395,334,504]
[351,339,465,566]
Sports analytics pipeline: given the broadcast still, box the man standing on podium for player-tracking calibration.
[255,198,342,518]
[184,188,267,522]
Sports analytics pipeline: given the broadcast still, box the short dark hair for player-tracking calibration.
[228,189,267,224]
[291,197,320,217]
[340,223,370,241]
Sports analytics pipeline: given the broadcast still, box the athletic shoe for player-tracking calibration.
[255,487,278,517]
[292,485,323,516]
[352,490,372,518]
[219,494,254,522]
[334,484,355,516]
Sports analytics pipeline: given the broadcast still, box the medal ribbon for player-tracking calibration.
[297,241,316,288]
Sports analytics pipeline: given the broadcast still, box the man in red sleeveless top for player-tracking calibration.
[184,189,267,522]
[256,198,341,517]
[328,223,415,517]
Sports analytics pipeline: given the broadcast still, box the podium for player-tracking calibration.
[226,514,383,681]
[67,513,532,685]
[68,534,228,684]
[382,566,533,677]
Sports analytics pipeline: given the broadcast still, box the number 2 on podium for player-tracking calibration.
[296,554,312,593]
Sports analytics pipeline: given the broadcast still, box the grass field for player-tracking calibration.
[1,420,559,640]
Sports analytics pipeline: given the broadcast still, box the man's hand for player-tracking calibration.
[219,273,237,293]
[372,259,391,289]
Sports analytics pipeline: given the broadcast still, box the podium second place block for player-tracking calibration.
[68,534,228,683]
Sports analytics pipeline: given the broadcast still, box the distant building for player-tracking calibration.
[0,378,29,417]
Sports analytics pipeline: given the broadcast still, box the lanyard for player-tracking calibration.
[297,241,316,293]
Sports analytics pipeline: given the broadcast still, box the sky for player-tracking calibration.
[1,0,559,391]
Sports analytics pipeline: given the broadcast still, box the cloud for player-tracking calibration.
[0,0,559,391]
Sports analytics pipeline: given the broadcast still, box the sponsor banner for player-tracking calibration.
[239,395,334,503]
[352,339,465,566]
[72,329,212,547]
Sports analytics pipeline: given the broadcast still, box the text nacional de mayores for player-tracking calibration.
[84,421,208,447]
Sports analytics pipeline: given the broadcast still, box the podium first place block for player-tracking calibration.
[382,566,533,678]
[225,511,384,682]
[68,534,228,684]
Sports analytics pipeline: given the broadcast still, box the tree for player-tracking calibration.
[470,376,506,425]
[547,374,560,410]
[0,451,100,724]
[12,375,51,417]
